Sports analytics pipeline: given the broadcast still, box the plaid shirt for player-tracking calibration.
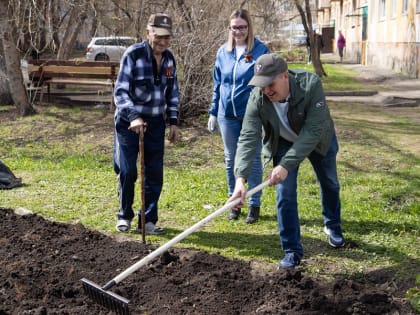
[114,40,179,125]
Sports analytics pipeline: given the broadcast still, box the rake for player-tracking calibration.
[81,180,270,314]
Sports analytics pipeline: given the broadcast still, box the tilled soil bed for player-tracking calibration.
[0,207,415,315]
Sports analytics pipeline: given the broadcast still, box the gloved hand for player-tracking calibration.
[207,115,217,133]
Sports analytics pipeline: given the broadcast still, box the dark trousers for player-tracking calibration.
[114,112,165,224]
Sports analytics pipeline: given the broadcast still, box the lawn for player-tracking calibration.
[0,64,419,309]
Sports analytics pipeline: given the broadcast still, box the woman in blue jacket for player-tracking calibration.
[208,8,269,223]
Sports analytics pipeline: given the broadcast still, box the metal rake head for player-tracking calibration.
[81,278,130,315]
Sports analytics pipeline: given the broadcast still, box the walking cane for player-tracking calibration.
[138,125,146,243]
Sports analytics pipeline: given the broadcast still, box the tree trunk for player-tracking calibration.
[63,11,87,59]
[0,41,13,105]
[310,33,327,77]
[57,7,78,60]
[294,0,327,78]
[0,0,35,116]
[57,1,88,60]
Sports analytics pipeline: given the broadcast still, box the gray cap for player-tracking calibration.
[147,13,173,36]
[249,53,288,87]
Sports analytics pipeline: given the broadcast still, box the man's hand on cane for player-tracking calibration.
[128,118,147,135]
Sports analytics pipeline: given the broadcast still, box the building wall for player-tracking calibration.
[333,0,365,63]
[367,0,419,78]
[324,0,419,78]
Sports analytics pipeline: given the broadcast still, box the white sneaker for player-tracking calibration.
[115,219,131,233]
[145,222,164,235]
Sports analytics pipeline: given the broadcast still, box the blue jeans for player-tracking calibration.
[113,112,165,224]
[217,115,262,207]
[273,134,341,257]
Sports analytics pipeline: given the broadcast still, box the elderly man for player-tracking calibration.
[113,13,179,235]
[227,53,345,268]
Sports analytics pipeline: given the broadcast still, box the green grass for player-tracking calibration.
[0,66,419,301]
[278,48,368,91]
[288,62,367,91]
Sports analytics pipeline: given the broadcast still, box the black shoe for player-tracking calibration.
[245,206,260,224]
[228,208,241,220]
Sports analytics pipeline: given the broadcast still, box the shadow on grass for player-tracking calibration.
[337,115,420,163]
[139,214,418,283]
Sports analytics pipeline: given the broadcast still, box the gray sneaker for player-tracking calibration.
[278,252,301,268]
[144,222,164,235]
[324,226,345,247]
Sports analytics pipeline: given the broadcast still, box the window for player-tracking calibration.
[120,39,135,46]
[104,39,116,45]
[379,0,386,19]
[403,0,408,14]
[391,0,396,17]
[417,0,420,13]
[369,1,376,22]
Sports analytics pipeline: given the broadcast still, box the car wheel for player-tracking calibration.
[95,54,110,61]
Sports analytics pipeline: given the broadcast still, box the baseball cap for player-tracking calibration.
[249,53,288,87]
[147,13,173,36]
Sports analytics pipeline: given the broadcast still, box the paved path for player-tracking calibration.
[323,54,420,107]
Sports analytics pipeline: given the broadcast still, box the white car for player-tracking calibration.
[289,35,307,47]
[85,36,136,61]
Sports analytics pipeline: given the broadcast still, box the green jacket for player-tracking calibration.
[234,69,335,179]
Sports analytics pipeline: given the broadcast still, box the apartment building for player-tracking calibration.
[317,0,420,78]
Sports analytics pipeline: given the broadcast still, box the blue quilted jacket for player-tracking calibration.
[209,38,269,119]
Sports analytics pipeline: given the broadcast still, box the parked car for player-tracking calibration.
[288,35,307,47]
[86,36,136,61]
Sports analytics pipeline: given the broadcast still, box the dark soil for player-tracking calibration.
[0,207,415,315]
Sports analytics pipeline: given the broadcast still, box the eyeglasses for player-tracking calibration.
[229,25,248,31]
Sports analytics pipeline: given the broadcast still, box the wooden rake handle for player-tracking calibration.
[110,180,271,286]
[139,128,146,243]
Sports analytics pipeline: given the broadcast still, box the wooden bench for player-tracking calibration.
[27,60,120,109]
